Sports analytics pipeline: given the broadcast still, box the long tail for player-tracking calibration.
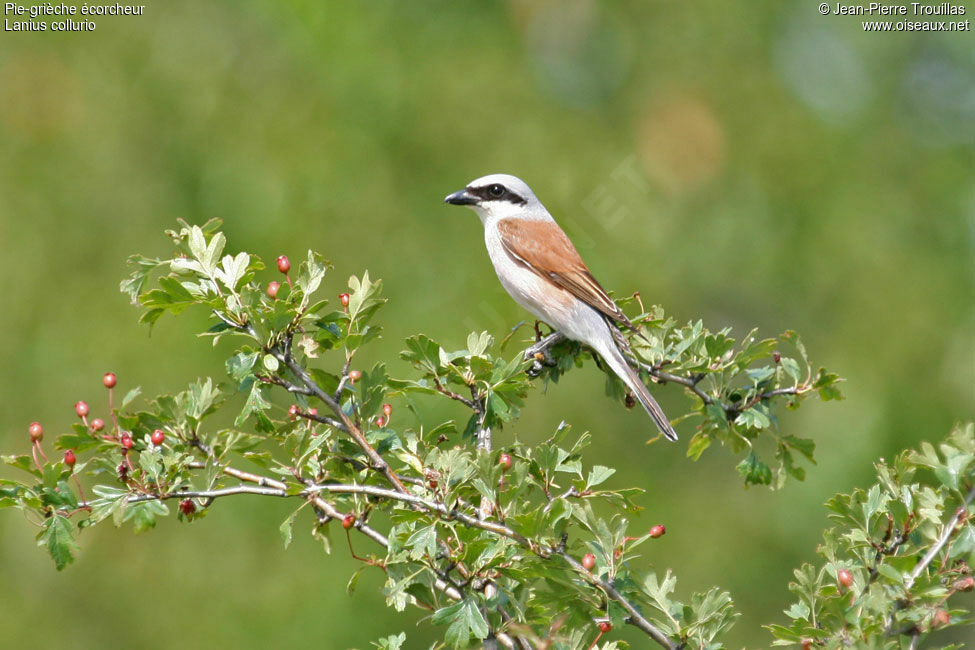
[596,335,679,441]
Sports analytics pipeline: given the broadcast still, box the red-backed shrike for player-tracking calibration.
[445,174,678,441]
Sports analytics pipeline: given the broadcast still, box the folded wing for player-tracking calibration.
[496,218,638,332]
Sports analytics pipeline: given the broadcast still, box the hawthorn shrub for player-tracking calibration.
[1,221,971,649]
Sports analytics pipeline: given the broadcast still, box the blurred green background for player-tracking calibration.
[1,1,972,647]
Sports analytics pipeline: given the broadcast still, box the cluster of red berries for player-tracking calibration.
[375,403,393,428]
[30,372,129,473]
[265,255,292,299]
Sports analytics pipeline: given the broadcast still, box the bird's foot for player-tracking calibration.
[523,331,565,376]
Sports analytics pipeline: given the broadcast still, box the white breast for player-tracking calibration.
[482,221,586,337]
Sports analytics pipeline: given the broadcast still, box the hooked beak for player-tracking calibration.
[444,189,478,206]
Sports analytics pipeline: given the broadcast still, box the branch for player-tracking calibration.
[174,462,528,648]
[905,485,975,591]
[101,463,665,648]
[270,341,409,494]
[558,551,674,649]
[521,328,813,423]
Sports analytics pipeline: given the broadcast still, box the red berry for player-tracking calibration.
[499,452,513,472]
[64,450,76,468]
[348,370,362,383]
[151,429,165,446]
[581,553,596,571]
[342,514,355,530]
[773,351,782,364]
[120,432,133,449]
[376,416,386,427]
[598,621,612,633]
[801,639,813,650]
[308,407,318,417]
[649,524,666,538]
[179,499,196,515]
[288,404,300,420]
[103,372,117,388]
[266,281,280,299]
[91,418,105,432]
[28,421,43,442]
[382,403,393,417]
[428,479,439,489]
[932,609,950,627]
[837,568,853,589]
[75,401,89,418]
[117,463,128,481]
[276,255,290,274]
[339,293,350,308]
[953,576,975,592]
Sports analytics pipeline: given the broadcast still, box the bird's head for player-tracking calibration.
[444,174,544,223]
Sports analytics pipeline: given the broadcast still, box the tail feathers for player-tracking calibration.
[601,338,678,441]
[626,366,679,441]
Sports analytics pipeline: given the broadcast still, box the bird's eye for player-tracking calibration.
[488,184,505,198]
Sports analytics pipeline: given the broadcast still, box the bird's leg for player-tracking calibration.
[523,331,566,377]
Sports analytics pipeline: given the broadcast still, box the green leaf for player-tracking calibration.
[88,485,129,526]
[187,225,207,261]
[372,632,406,650]
[736,406,771,430]
[401,335,443,374]
[466,331,493,356]
[120,387,142,410]
[686,432,712,461]
[280,507,300,549]
[432,598,489,647]
[235,383,271,428]
[737,452,772,486]
[214,252,249,291]
[2,454,41,478]
[120,255,165,305]
[780,357,802,383]
[226,351,259,384]
[202,231,226,273]
[586,465,615,489]
[296,250,328,300]
[782,435,816,462]
[262,354,280,373]
[37,515,78,571]
[406,524,438,560]
[125,500,168,534]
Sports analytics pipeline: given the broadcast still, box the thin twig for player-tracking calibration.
[272,344,408,494]
[93,468,668,648]
[558,551,674,649]
[905,486,975,591]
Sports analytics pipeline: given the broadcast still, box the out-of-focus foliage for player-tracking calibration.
[768,423,975,648]
[0,1,971,648]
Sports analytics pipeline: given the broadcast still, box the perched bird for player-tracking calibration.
[444,174,678,441]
